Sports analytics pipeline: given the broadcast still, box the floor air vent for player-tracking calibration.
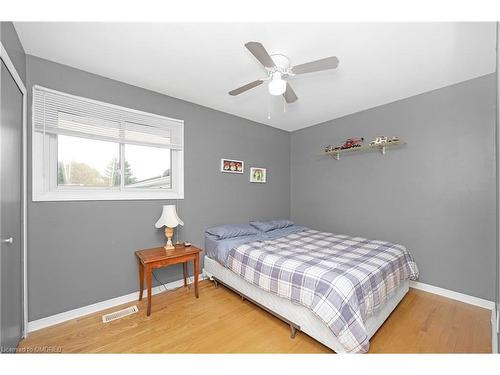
[102,305,138,323]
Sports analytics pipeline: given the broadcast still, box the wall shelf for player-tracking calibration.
[324,140,406,160]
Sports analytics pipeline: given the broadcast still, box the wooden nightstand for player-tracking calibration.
[135,244,202,316]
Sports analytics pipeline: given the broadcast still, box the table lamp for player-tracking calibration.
[155,205,184,250]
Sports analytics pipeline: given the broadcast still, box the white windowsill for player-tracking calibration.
[32,189,184,202]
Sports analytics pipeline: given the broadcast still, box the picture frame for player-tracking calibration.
[249,167,267,183]
[220,158,244,174]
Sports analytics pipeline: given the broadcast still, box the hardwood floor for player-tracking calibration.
[18,280,492,353]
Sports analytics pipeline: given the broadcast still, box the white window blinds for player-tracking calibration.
[33,86,183,149]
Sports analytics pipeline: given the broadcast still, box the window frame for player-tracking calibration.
[32,86,184,202]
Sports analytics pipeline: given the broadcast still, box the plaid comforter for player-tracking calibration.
[225,229,419,353]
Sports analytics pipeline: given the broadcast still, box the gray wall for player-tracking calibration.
[0,22,26,85]
[26,55,291,321]
[496,23,499,353]
[291,74,497,301]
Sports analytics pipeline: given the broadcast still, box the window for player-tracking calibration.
[124,144,171,189]
[57,135,120,188]
[32,86,184,201]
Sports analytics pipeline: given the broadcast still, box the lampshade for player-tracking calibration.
[154,205,184,228]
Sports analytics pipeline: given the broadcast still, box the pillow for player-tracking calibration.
[250,219,294,232]
[206,224,259,240]
[271,219,294,230]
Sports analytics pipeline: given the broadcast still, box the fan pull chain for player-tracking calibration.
[267,93,271,120]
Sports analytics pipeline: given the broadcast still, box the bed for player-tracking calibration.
[203,222,419,353]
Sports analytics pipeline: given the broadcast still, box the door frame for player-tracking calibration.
[0,41,28,340]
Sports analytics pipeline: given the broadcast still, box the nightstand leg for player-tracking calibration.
[146,265,152,316]
[194,254,199,298]
[183,262,188,287]
[138,262,144,301]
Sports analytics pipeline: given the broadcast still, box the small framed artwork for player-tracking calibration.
[250,167,267,183]
[220,158,244,174]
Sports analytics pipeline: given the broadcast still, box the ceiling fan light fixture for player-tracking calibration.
[229,41,338,104]
[268,72,287,96]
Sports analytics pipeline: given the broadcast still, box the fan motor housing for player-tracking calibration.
[269,54,290,73]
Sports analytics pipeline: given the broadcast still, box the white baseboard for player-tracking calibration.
[27,274,206,333]
[491,307,498,354]
[409,281,495,310]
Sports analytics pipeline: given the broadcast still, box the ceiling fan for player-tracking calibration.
[229,42,339,104]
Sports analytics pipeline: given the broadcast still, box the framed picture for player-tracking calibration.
[250,167,267,183]
[220,158,244,174]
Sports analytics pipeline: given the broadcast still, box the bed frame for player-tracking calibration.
[212,276,301,339]
[203,255,410,353]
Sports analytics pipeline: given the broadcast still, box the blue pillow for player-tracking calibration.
[250,219,294,232]
[206,224,259,240]
[271,219,294,230]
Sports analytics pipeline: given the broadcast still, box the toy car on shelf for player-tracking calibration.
[370,136,387,145]
[341,137,364,149]
[370,136,400,145]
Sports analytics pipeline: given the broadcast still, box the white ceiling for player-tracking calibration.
[14,22,496,132]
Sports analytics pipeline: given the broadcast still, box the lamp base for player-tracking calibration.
[164,227,175,251]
